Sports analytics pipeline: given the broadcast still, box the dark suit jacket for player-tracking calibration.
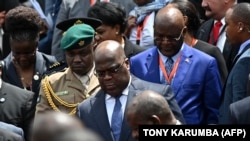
[193,40,228,86]
[2,51,57,105]
[0,81,34,141]
[0,128,23,141]
[219,46,250,124]
[229,96,250,124]
[77,75,184,141]
[196,19,240,72]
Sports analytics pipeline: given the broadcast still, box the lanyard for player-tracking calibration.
[158,54,181,84]
[136,14,150,45]
[90,0,109,6]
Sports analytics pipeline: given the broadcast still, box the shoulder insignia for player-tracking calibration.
[45,61,68,76]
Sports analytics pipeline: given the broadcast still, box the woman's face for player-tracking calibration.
[94,24,120,46]
[10,40,37,68]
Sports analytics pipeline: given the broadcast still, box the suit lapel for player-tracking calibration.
[172,45,193,95]
[120,77,139,141]
[145,48,161,83]
[91,91,114,141]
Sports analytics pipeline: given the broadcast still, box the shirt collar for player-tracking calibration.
[238,39,250,55]
[74,64,94,85]
[157,43,184,63]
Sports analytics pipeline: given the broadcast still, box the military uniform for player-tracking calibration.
[35,20,102,116]
[36,67,100,115]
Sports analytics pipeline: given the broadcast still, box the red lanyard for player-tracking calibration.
[90,0,109,6]
[136,14,150,45]
[158,54,181,84]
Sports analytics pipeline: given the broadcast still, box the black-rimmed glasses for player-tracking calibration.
[94,58,127,78]
[154,27,186,43]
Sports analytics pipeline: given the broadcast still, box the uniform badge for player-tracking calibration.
[75,20,83,25]
[56,91,69,96]
[78,40,85,46]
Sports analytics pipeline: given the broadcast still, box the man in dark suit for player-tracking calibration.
[219,3,250,124]
[0,61,35,141]
[77,40,184,141]
[196,0,239,71]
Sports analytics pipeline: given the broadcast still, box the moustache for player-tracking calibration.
[203,6,212,12]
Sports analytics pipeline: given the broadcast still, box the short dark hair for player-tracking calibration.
[87,2,127,33]
[171,0,201,37]
[231,3,250,26]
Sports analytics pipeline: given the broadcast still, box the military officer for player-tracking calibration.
[35,18,101,116]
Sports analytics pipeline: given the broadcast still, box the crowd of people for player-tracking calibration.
[0,0,250,141]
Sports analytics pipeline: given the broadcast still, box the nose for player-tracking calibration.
[72,54,82,62]
[102,71,113,80]
[201,0,207,8]
[94,34,101,41]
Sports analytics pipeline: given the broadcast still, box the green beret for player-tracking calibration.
[60,24,95,50]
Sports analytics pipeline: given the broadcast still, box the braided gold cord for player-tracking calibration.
[42,76,78,115]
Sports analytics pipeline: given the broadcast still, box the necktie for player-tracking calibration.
[111,96,122,141]
[165,57,174,75]
[209,20,222,45]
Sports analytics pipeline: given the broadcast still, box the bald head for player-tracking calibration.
[155,6,185,29]
[94,40,126,61]
[31,112,84,141]
[127,90,176,125]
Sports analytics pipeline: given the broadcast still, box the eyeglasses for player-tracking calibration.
[154,27,186,43]
[94,58,127,78]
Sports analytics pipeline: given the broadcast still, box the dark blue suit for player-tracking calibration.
[130,44,222,124]
[219,46,250,124]
[77,75,185,141]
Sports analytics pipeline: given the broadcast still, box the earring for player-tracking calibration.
[240,28,243,31]
[116,32,119,35]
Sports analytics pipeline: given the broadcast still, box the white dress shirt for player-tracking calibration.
[105,76,131,126]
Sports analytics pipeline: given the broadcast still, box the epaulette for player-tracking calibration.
[44,61,68,76]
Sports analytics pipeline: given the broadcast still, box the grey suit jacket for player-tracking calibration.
[229,96,250,124]
[51,0,136,62]
[0,82,34,141]
[77,75,184,141]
